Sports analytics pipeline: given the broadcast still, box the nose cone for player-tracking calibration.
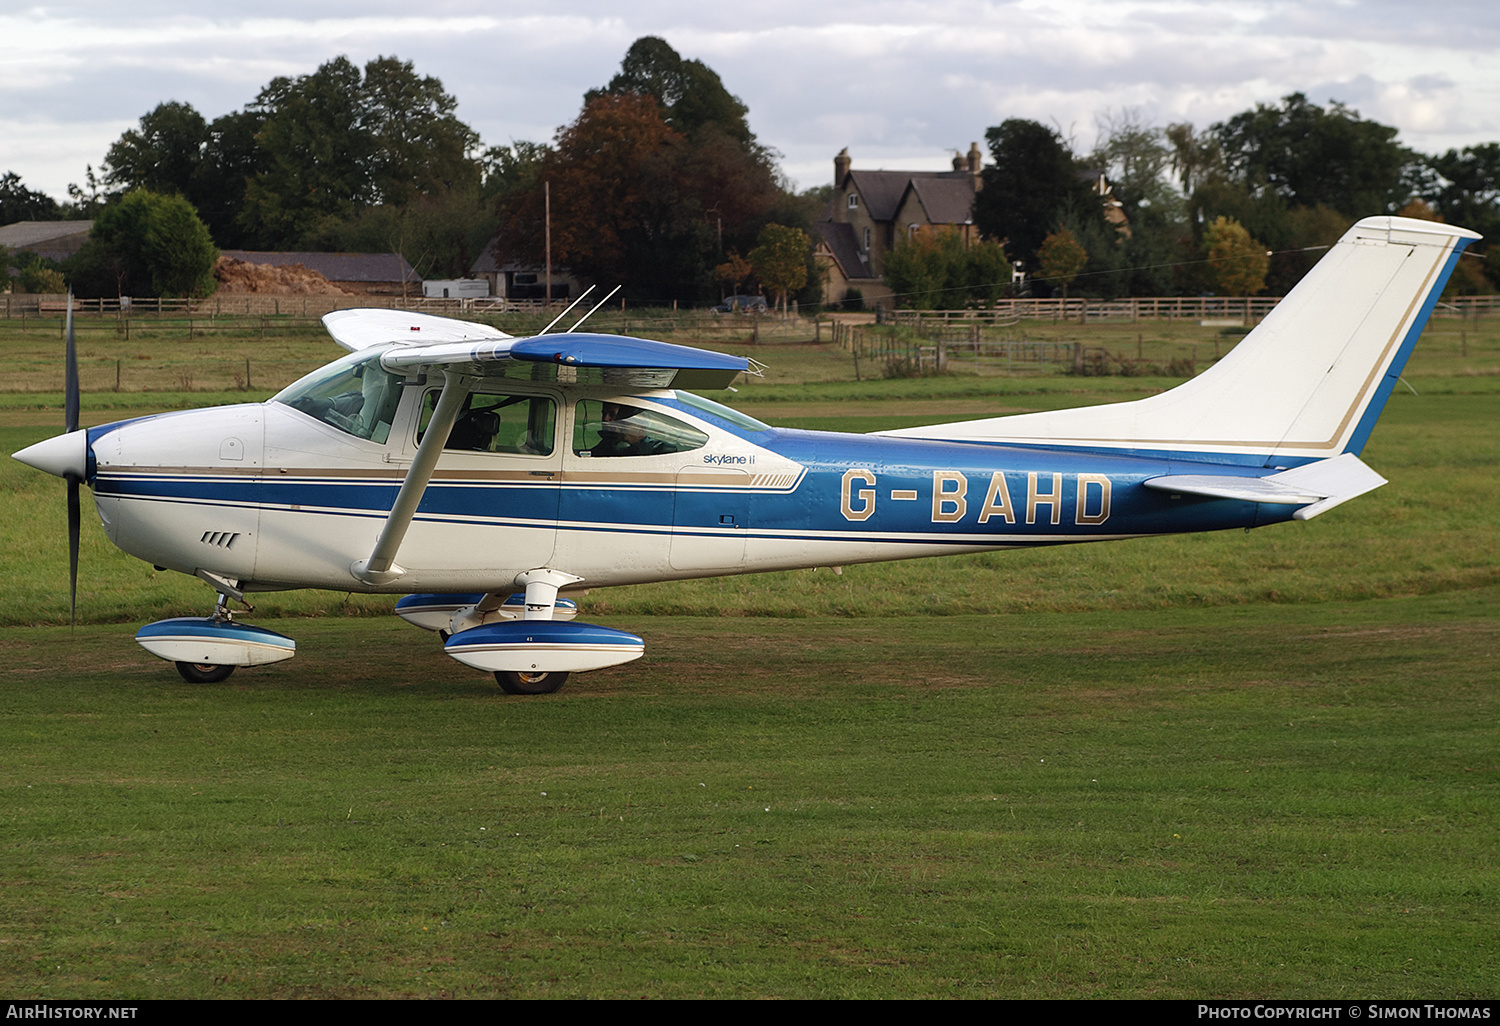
[13,430,89,480]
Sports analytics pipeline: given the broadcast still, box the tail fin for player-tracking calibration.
[884,216,1479,465]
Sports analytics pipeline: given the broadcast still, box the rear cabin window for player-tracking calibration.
[572,400,708,458]
[417,391,557,456]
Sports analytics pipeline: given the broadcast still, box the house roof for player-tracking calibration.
[904,176,977,226]
[812,222,879,282]
[220,250,417,283]
[845,169,976,223]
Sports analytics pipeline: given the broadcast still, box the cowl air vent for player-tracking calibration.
[200,531,240,549]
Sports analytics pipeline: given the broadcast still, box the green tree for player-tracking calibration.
[234,56,481,247]
[1037,227,1089,298]
[1,172,64,222]
[69,190,217,298]
[973,119,1100,270]
[360,56,480,206]
[1203,216,1268,296]
[102,101,209,199]
[1213,93,1409,218]
[593,36,754,146]
[1420,143,1500,240]
[748,224,809,314]
[883,230,1011,309]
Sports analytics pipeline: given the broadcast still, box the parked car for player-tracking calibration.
[711,295,768,315]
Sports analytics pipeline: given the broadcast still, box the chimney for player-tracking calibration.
[968,141,983,188]
[835,147,851,187]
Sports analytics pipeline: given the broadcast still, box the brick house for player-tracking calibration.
[813,144,983,307]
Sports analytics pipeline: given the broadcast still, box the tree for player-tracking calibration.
[1212,93,1409,218]
[593,36,754,146]
[1,172,64,222]
[748,224,809,313]
[235,56,481,247]
[360,56,480,206]
[714,250,752,297]
[1203,216,1268,296]
[102,101,209,199]
[973,119,1100,270]
[883,230,1011,309]
[1419,143,1500,241]
[69,190,217,298]
[494,39,788,304]
[1036,227,1089,298]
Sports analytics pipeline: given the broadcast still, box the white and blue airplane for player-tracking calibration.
[13,216,1479,693]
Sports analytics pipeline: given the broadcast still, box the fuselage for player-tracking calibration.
[82,366,1289,596]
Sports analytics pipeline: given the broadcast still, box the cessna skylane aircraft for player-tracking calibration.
[13,216,1479,693]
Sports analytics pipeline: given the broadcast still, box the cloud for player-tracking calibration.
[4,1,1500,199]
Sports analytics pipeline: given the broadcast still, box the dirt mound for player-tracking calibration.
[214,257,352,295]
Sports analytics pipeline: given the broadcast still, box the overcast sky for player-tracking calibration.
[4,0,1499,203]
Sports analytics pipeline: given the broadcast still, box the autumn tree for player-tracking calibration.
[748,224,809,314]
[714,250,752,297]
[1203,216,1268,296]
[495,39,788,304]
[1037,227,1089,298]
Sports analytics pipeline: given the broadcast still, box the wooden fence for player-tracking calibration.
[883,294,1500,326]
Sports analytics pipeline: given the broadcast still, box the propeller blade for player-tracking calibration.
[65,290,81,625]
[65,290,79,433]
[67,475,80,627]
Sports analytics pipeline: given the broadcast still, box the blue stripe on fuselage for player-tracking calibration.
[95,427,1293,544]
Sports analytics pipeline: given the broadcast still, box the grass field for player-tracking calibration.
[1,312,1497,998]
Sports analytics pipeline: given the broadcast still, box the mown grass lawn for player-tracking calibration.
[1,313,1496,998]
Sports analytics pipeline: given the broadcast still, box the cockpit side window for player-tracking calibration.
[272,348,405,443]
[572,400,708,458]
[417,390,557,456]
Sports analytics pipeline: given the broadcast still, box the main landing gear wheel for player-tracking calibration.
[176,661,235,684]
[495,670,569,695]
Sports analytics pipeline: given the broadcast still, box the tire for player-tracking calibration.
[176,661,235,684]
[495,670,569,695]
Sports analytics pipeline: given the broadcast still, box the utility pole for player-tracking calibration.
[544,181,552,310]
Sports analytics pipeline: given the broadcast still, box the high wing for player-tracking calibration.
[323,310,747,390]
[323,308,514,351]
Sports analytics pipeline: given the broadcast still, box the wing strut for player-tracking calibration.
[352,370,473,585]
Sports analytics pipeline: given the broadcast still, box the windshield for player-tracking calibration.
[272,348,406,443]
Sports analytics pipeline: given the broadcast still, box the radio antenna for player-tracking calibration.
[570,285,622,331]
[538,285,595,335]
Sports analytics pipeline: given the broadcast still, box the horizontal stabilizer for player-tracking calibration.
[1143,453,1387,520]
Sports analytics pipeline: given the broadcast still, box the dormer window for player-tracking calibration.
[847,194,859,210]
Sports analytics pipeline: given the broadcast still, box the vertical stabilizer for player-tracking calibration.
[882,216,1480,464]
